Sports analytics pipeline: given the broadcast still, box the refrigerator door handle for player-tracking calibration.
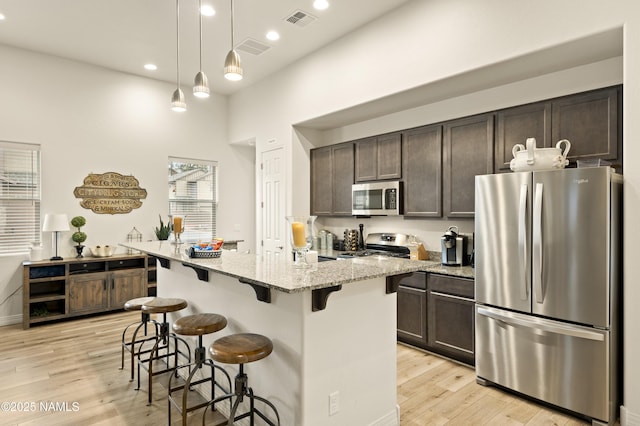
[533,182,544,303]
[518,184,529,300]
[477,307,605,341]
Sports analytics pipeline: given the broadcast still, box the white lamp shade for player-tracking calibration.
[43,213,70,232]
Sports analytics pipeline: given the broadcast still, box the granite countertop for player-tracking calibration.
[121,241,442,293]
[316,249,475,279]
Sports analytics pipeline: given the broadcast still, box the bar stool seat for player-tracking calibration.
[168,313,232,425]
[142,297,188,314]
[120,297,159,381]
[203,333,280,426]
[210,333,273,364]
[136,297,191,405]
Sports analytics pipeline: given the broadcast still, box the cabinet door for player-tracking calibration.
[69,272,108,314]
[397,286,428,348]
[109,269,146,309]
[332,143,355,216]
[310,146,333,216]
[427,274,475,365]
[551,87,619,164]
[394,272,428,348]
[376,133,402,180]
[443,114,494,217]
[495,101,551,172]
[354,137,377,182]
[402,125,442,217]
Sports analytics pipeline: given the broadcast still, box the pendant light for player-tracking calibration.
[171,0,186,111]
[193,0,210,98]
[224,0,243,81]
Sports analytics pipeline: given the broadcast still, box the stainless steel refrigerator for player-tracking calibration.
[474,167,621,425]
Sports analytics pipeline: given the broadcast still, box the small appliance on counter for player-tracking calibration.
[441,226,468,266]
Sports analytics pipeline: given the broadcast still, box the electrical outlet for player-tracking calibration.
[329,391,339,415]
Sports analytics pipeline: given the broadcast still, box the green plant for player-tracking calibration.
[70,215,87,246]
[154,215,172,240]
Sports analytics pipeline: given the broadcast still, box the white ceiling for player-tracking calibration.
[0,0,409,96]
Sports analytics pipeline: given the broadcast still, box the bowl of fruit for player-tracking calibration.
[186,238,224,258]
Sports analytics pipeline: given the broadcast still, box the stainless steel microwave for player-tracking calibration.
[352,181,403,216]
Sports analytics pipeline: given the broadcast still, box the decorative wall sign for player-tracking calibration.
[73,172,148,214]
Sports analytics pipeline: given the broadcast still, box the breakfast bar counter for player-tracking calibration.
[122,241,435,426]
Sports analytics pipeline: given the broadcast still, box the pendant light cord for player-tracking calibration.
[198,0,203,70]
[230,0,234,50]
[176,0,180,88]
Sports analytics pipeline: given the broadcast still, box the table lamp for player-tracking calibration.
[42,213,70,261]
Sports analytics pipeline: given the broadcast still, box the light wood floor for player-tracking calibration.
[0,311,590,425]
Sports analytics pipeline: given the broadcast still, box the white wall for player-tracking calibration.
[0,44,256,325]
[227,0,640,423]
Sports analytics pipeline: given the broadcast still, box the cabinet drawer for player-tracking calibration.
[428,274,474,299]
[69,261,105,274]
[108,258,145,270]
[389,271,426,290]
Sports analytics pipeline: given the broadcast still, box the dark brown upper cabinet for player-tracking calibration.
[355,132,402,182]
[552,87,620,166]
[310,143,354,216]
[495,101,552,172]
[402,125,442,217]
[443,113,494,218]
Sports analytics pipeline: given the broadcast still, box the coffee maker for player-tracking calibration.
[441,226,468,266]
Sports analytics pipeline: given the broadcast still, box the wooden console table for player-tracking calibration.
[22,254,154,329]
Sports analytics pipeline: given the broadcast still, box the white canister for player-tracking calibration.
[29,243,44,261]
[319,230,328,250]
[326,233,334,250]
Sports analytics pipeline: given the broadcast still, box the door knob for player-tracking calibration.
[276,246,283,250]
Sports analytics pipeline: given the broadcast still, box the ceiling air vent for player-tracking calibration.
[284,10,317,27]
[236,38,271,56]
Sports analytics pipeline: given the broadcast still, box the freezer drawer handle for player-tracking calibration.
[477,307,605,341]
[533,183,544,303]
[518,184,529,300]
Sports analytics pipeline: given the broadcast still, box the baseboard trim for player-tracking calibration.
[622,406,640,426]
[369,405,400,426]
[0,314,22,327]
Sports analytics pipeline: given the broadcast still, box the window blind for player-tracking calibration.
[0,141,41,255]
[168,157,218,242]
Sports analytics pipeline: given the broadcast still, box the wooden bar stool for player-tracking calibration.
[120,296,160,381]
[202,333,280,426]
[136,297,191,405]
[168,313,233,425]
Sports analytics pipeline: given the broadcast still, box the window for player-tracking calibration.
[0,141,41,255]
[168,157,217,242]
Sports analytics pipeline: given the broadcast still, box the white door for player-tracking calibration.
[261,147,285,256]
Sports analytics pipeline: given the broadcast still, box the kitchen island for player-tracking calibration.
[122,241,436,426]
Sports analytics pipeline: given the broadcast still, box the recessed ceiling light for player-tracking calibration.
[266,31,280,41]
[313,0,329,10]
[0,13,6,20]
[200,5,215,16]
[144,63,158,71]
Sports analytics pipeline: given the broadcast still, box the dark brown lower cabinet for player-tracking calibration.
[427,274,475,365]
[395,271,475,365]
[396,272,428,348]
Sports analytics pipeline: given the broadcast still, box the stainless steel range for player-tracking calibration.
[337,233,411,259]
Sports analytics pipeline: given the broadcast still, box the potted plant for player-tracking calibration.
[154,215,172,240]
[70,215,87,258]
